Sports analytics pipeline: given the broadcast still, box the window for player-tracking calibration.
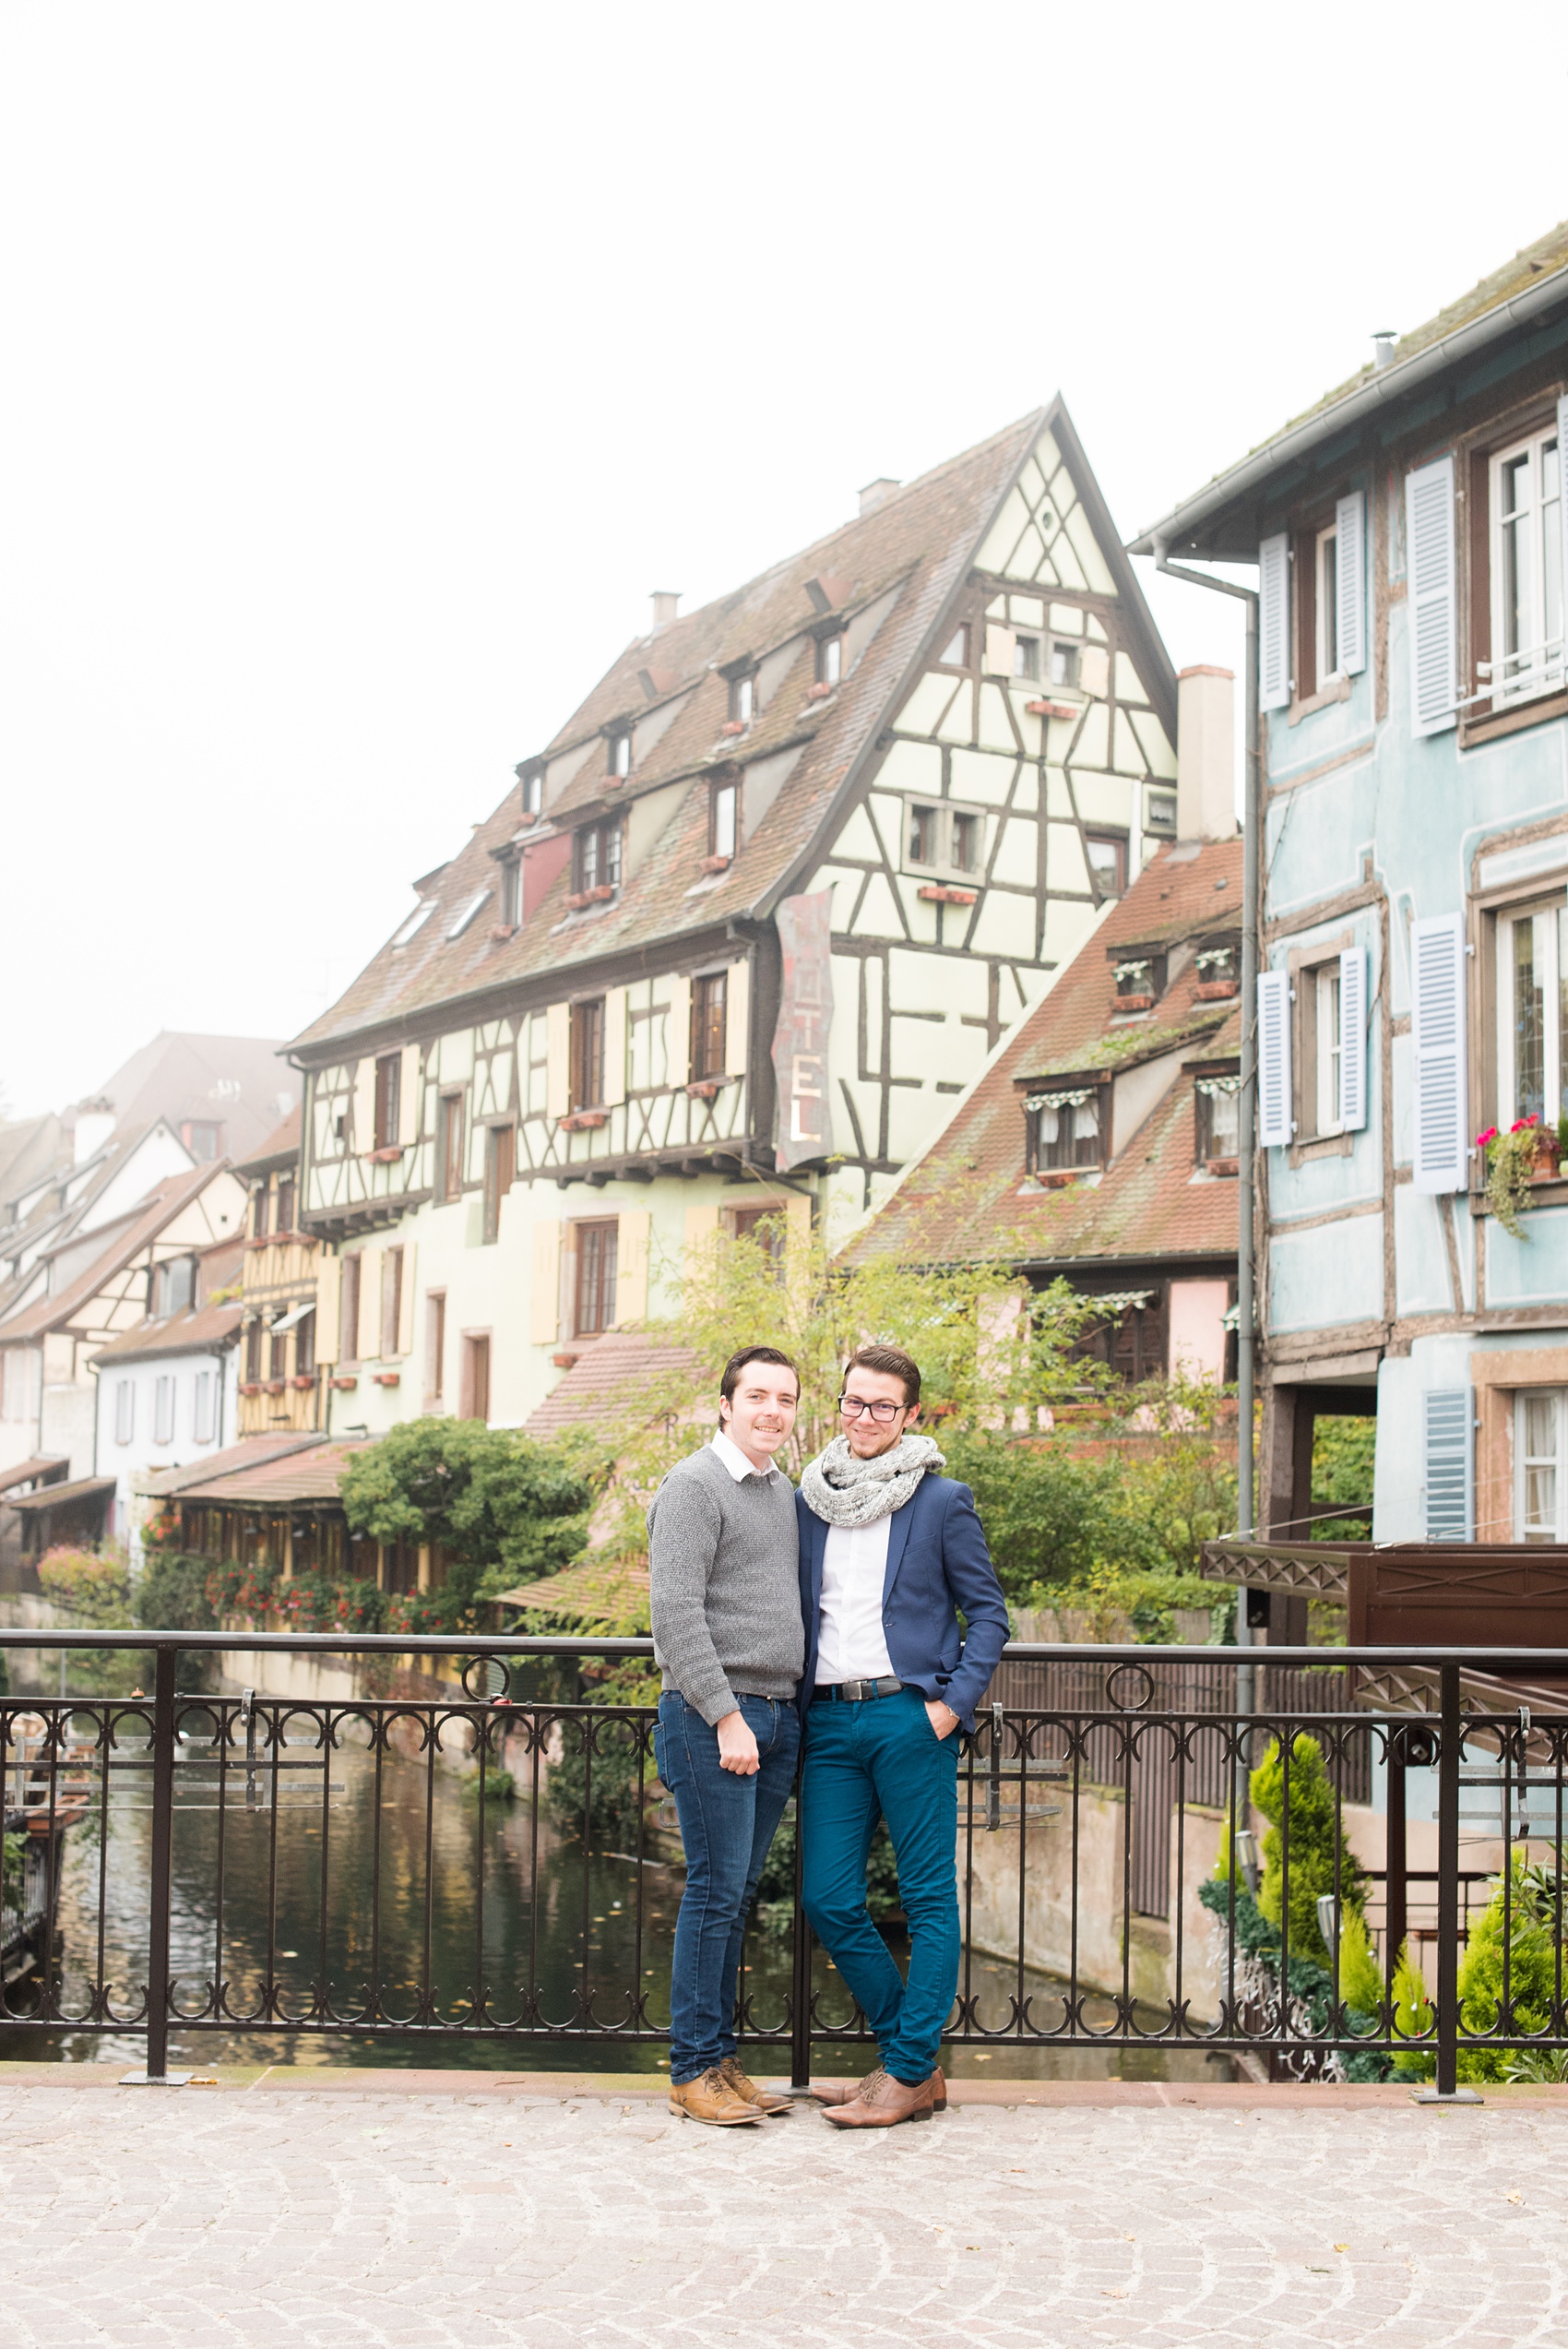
[731,1205,784,1268]
[608,730,632,778]
[426,1291,445,1404]
[1028,1086,1102,1173]
[392,900,435,947]
[1085,832,1128,900]
[1486,428,1563,709]
[482,1122,516,1245]
[194,1371,214,1444]
[1111,955,1163,1007]
[575,1221,619,1335]
[573,817,623,898]
[251,1183,269,1241]
[380,1246,404,1358]
[692,972,729,1079]
[1147,790,1178,836]
[1517,1389,1568,1541]
[339,1253,362,1364]
[500,857,522,928]
[244,1320,264,1384]
[710,780,738,861]
[569,1000,605,1111]
[295,1309,315,1380]
[1194,1074,1241,1166]
[939,623,970,667]
[268,1318,289,1382]
[275,1173,295,1234]
[463,1333,491,1423]
[1013,634,1039,681]
[1496,899,1568,1127]
[729,673,755,726]
[184,1121,221,1161]
[374,1053,401,1150]
[154,1376,175,1447]
[114,1380,134,1444]
[903,800,988,883]
[1315,964,1345,1135]
[445,888,491,940]
[151,1257,195,1318]
[1050,640,1081,689]
[519,767,544,818]
[816,632,843,688]
[438,1092,465,1202]
[1314,523,1340,687]
[1194,942,1240,992]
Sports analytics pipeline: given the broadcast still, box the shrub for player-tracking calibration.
[544,1662,662,1849]
[36,1545,137,1696]
[1447,1856,1565,2084]
[1249,1732,1368,1968]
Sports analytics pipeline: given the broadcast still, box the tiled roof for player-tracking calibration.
[291,402,1172,1060]
[496,1556,650,1633]
[0,1457,68,1496]
[89,1299,243,1366]
[848,839,1243,1270]
[0,1165,227,1344]
[144,1431,327,1496]
[522,1332,702,1438]
[235,1106,302,1180]
[171,1437,373,1507]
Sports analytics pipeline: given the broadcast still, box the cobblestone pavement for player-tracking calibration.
[2,2077,1566,2346]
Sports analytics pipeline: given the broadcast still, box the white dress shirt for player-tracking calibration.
[709,1429,782,1484]
[814,1512,896,1683]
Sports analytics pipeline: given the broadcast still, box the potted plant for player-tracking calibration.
[1478,1116,1557,1239]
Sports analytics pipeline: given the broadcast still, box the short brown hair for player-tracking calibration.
[842,1343,921,1407]
[719,1344,801,1404]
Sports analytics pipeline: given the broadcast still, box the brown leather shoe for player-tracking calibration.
[814,2065,946,2112]
[823,2067,937,2128]
[719,2057,792,2116]
[668,2066,764,2125]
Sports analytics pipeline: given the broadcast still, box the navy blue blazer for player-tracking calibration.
[796,1474,1011,1733]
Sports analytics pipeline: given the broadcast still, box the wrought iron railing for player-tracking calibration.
[4,1632,1567,2099]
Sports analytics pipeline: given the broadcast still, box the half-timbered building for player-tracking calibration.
[290,405,1182,1427]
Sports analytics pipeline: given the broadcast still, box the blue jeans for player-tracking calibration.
[654,1691,801,2086]
[801,1687,960,2085]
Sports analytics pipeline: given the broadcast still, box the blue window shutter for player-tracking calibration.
[1256,969,1293,1147]
[1338,946,1367,1132]
[1411,912,1467,1192]
[1259,533,1290,711]
[1336,491,1367,676]
[1406,458,1457,735]
[1422,1389,1473,1542]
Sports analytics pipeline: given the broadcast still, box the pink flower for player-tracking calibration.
[1475,1127,1499,1150]
[1511,1115,1541,1134]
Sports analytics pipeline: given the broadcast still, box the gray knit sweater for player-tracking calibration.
[647,1443,804,1723]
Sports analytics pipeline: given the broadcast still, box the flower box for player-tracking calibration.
[686,1079,719,1100]
[1205,1156,1241,1178]
[368,1145,404,1163]
[1026,698,1080,720]
[289,1375,315,1390]
[805,681,834,701]
[329,1375,358,1391]
[265,1380,286,1396]
[700,853,731,873]
[559,1109,606,1131]
[239,1381,261,1397]
[1036,1168,1087,1188]
[489,923,516,942]
[1194,980,1239,1001]
[918,884,977,906]
[552,1351,582,1369]
[1114,993,1155,1013]
[372,1371,400,1388]
[719,719,747,737]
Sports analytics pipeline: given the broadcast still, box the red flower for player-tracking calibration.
[1475,1127,1499,1150]
[1510,1115,1540,1133]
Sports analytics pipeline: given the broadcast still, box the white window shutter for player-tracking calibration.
[1335,491,1366,676]
[1258,533,1290,710]
[1406,457,1457,735]
[1559,397,1568,660]
[1411,912,1467,1192]
[1422,1389,1473,1541]
[1338,946,1367,1132]
[1256,968,1293,1146]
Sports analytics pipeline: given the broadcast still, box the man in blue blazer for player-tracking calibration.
[796,1342,1009,2127]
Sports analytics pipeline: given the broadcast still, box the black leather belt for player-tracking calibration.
[814,1675,904,1703]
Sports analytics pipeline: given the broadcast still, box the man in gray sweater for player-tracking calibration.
[647,1344,804,2126]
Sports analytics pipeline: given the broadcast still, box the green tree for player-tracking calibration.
[1310,1414,1376,1539]
[1249,1732,1368,1968]
[339,1419,606,1630]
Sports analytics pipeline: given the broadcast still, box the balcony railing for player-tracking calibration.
[3,1632,1566,2099]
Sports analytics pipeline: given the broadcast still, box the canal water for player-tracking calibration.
[3,1712,1230,2084]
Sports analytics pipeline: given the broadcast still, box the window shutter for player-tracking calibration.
[398,1044,422,1146]
[1559,397,1568,649]
[725,958,751,1079]
[601,989,628,1108]
[529,1219,561,1345]
[613,1210,651,1326]
[1258,533,1290,710]
[352,1058,377,1157]
[1406,456,1457,735]
[545,1004,570,1121]
[1335,491,1366,676]
[358,1247,382,1356]
[315,1256,340,1365]
[983,623,1016,677]
[1256,968,1293,1146]
[1338,946,1368,1132]
[666,975,692,1090]
[683,1198,719,1262]
[1422,1388,1473,1541]
[1411,912,1467,1193]
[396,1244,417,1356]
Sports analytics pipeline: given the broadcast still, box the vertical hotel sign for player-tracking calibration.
[771,889,835,1171]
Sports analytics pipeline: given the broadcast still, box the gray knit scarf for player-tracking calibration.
[800,1432,946,1528]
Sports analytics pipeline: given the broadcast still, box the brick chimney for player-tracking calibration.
[1176,666,1236,841]
[650,590,680,631]
[858,478,899,517]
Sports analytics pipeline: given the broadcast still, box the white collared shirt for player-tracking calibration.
[815,1513,895,1683]
[709,1428,782,1484]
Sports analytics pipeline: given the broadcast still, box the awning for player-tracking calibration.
[0,1456,68,1497]
[7,1476,116,1514]
[267,1301,315,1336]
[1081,1290,1156,1317]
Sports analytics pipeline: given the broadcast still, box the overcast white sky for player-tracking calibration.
[3,1,1565,1116]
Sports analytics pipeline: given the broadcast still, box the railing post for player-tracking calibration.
[145,1644,177,2081]
[790,1787,813,2091]
[1384,1743,1407,1998]
[1414,1660,1481,2104]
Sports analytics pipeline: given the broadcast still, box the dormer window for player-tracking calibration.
[500,855,522,929]
[1111,954,1164,1009]
[1194,943,1240,997]
[519,767,544,818]
[572,816,623,901]
[816,632,843,689]
[150,1256,196,1318]
[710,779,738,863]
[608,731,632,779]
[1026,1086,1102,1175]
[730,673,755,726]
[1194,1070,1241,1170]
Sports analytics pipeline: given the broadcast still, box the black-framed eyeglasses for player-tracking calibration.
[837,1395,905,1424]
